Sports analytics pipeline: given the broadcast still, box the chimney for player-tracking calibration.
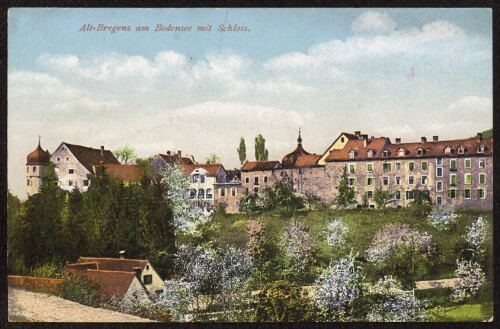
[421,137,427,143]
[363,135,368,147]
[395,138,401,144]
[477,132,483,141]
[355,131,361,138]
[433,136,439,142]
[119,250,125,259]
[100,146,104,156]
[167,150,171,156]
[178,150,182,157]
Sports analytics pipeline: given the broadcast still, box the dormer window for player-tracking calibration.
[398,148,405,157]
[382,150,388,157]
[416,148,423,156]
[458,146,465,154]
[477,145,485,153]
[444,146,452,155]
[349,150,356,159]
[367,150,374,158]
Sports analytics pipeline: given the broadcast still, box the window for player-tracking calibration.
[464,174,472,185]
[33,166,37,173]
[366,191,373,199]
[464,159,471,168]
[366,163,373,172]
[395,162,401,170]
[458,146,465,154]
[348,178,357,187]
[477,145,485,153]
[406,191,414,200]
[408,176,414,185]
[254,177,259,185]
[66,157,69,161]
[448,189,457,199]
[463,189,471,199]
[408,162,414,171]
[200,175,205,183]
[416,149,423,156]
[366,177,374,186]
[477,188,486,199]
[398,149,405,156]
[436,196,442,206]
[349,164,355,174]
[382,150,388,157]
[27,167,29,173]
[383,177,389,185]
[264,176,268,183]
[190,189,196,199]
[232,188,237,197]
[146,265,149,270]
[69,180,73,186]
[421,161,428,171]
[57,157,60,162]
[436,167,443,177]
[421,176,428,184]
[68,169,74,174]
[479,159,485,168]
[27,179,30,186]
[450,174,457,186]
[395,176,401,185]
[436,158,443,166]
[479,173,486,184]
[143,275,153,285]
[220,188,226,197]
[450,159,457,170]
[341,137,345,143]
[445,147,452,155]
[436,181,443,192]
[206,188,213,199]
[245,177,249,184]
[198,189,205,199]
[83,180,89,187]
[395,191,401,200]
[383,163,391,172]
[253,187,259,194]
[368,150,374,158]
[349,150,356,158]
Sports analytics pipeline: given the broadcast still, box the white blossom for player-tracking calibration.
[427,207,458,229]
[365,224,433,263]
[280,219,313,269]
[465,217,488,260]
[315,255,364,319]
[452,259,486,301]
[326,218,349,248]
[157,279,195,322]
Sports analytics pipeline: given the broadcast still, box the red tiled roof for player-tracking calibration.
[282,145,311,168]
[294,154,321,167]
[180,163,223,177]
[158,154,195,165]
[63,143,120,172]
[326,136,492,162]
[27,142,51,165]
[83,269,137,301]
[78,257,148,272]
[241,161,282,172]
[92,164,143,182]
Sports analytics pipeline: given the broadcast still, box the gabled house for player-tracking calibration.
[214,169,242,214]
[51,142,120,192]
[150,150,196,176]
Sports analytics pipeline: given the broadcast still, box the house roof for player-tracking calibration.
[92,164,143,182]
[180,163,224,177]
[241,161,282,172]
[61,143,120,172]
[82,269,139,301]
[157,153,195,165]
[226,169,241,182]
[27,141,51,165]
[326,136,492,162]
[78,257,149,272]
[282,131,312,168]
[294,154,321,167]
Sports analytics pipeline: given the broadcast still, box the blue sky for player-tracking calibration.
[8,8,492,198]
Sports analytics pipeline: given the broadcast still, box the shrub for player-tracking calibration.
[107,297,172,322]
[62,276,101,307]
[28,261,64,278]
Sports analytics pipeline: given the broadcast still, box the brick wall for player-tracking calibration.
[8,275,64,296]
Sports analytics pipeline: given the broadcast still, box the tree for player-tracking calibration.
[408,189,432,217]
[237,137,247,165]
[239,191,258,218]
[62,188,87,262]
[255,280,317,322]
[326,218,349,248]
[114,145,137,164]
[315,255,365,321]
[205,153,220,164]
[255,134,269,161]
[274,177,303,214]
[366,276,426,322]
[333,167,355,209]
[302,178,321,210]
[427,206,458,230]
[7,191,24,274]
[464,216,488,262]
[373,188,394,214]
[280,219,313,281]
[452,259,485,302]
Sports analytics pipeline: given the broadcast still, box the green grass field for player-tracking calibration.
[434,302,493,322]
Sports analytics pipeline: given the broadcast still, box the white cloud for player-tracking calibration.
[352,11,396,34]
[447,96,491,114]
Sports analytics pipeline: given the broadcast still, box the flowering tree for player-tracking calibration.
[280,219,313,276]
[464,217,489,261]
[246,219,267,261]
[452,259,485,302]
[315,255,365,321]
[157,280,195,321]
[326,218,349,248]
[427,206,458,230]
[366,276,426,322]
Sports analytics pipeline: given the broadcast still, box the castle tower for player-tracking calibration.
[26,138,51,196]
[281,128,311,168]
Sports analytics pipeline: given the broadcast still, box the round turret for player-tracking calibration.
[281,129,311,168]
[27,141,50,165]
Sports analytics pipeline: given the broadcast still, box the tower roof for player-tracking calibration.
[27,140,51,165]
[281,129,311,168]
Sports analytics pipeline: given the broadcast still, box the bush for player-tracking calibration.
[62,276,101,307]
[106,298,172,322]
[415,288,453,308]
[28,261,64,278]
